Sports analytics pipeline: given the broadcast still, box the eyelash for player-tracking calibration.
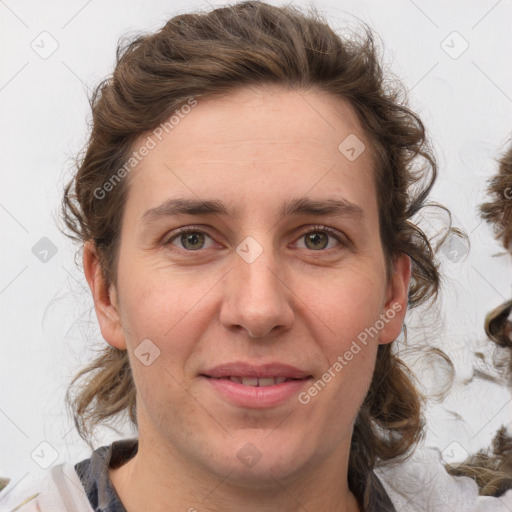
[163,224,347,252]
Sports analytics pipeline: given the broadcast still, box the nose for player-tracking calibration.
[219,243,294,339]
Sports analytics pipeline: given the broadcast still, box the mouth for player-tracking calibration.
[199,362,313,408]
[201,376,310,386]
[200,362,312,382]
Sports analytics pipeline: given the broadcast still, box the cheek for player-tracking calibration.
[299,269,387,343]
[117,257,214,343]
[113,266,202,407]
[298,327,378,451]
[294,270,384,404]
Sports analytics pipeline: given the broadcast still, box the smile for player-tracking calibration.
[213,376,302,386]
[202,375,312,408]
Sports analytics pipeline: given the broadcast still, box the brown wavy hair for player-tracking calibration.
[61,1,449,508]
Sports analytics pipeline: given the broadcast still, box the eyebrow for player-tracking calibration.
[141,197,365,225]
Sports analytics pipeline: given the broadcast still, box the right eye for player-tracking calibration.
[164,227,216,251]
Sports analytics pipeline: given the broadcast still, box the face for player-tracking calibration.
[86,85,410,486]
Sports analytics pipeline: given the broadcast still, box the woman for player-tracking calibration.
[1,1,510,511]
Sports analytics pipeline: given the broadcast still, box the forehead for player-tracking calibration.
[125,85,377,218]
[156,85,369,157]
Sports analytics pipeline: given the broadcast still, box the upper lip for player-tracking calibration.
[201,362,312,379]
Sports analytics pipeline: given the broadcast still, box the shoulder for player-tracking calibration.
[374,444,512,512]
[0,463,93,512]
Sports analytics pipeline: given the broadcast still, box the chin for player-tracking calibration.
[203,433,315,486]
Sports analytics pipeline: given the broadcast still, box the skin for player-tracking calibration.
[83,84,410,512]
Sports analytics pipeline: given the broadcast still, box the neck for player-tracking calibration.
[109,432,361,512]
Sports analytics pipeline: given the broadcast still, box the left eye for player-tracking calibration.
[295,227,343,251]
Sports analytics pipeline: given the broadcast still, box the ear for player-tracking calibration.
[378,253,411,345]
[83,241,127,350]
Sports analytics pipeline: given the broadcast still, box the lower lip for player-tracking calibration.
[202,377,312,408]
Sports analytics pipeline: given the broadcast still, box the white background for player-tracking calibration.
[1,0,511,489]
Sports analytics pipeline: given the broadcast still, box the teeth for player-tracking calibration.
[258,377,276,387]
[228,376,289,386]
[241,377,259,386]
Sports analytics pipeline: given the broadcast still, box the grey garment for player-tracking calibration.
[74,438,396,512]
[75,438,137,512]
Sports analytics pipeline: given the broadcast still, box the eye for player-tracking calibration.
[164,226,215,251]
[163,225,347,252]
[295,225,345,251]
